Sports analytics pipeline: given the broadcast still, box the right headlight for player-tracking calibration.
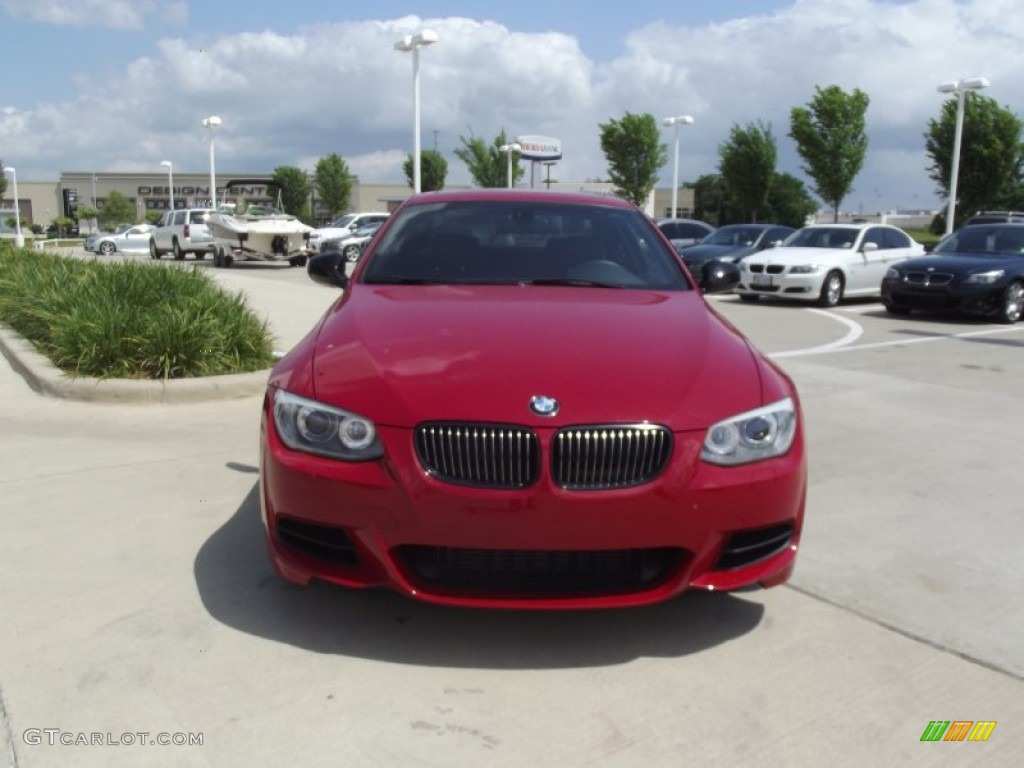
[272,389,383,461]
[701,397,797,466]
[885,267,901,279]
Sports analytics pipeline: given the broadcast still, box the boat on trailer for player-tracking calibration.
[206,179,313,268]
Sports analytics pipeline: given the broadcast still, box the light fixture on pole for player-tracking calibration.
[543,160,557,190]
[937,77,989,235]
[394,29,439,194]
[160,160,174,212]
[201,115,222,209]
[2,166,23,248]
[499,143,521,188]
[662,115,694,218]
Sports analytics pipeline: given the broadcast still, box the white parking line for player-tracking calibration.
[770,309,864,359]
[793,326,1023,356]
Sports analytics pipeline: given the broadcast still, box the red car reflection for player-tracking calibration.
[260,190,806,609]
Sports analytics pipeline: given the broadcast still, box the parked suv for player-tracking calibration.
[308,212,389,253]
[149,208,215,260]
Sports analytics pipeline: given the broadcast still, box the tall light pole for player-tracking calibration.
[2,166,23,247]
[499,143,521,188]
[394,29,439,194]
[937,77,989,235]
[202,115,222,209]
[160,160,174,212]
[662,115,694,218]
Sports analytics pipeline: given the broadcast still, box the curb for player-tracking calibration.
[0,324,270,404]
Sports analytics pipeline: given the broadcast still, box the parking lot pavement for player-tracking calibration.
[1,275,1022,766]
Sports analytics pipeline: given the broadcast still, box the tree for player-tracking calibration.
[765,173,818,228]
[313,153,353,218]
[789,85,870,221]
[98,191,135,229]
[924,92,1024,229]
[454,129,523,188]
[719,121,777,222]
[693,173,736,226]
[144,211,164,225]
[599,112,668,207]
[403,149,448,191]
[76,204,100,234]
[272,166,312,221]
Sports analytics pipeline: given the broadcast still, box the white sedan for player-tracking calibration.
[735,223,925,307]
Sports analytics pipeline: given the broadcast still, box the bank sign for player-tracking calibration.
[515,136,562,161]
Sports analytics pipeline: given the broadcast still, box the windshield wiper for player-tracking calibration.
[518,278,627,289]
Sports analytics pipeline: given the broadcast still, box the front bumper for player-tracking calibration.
[735,271,823,301]
[259,398,807,609]
[882,278,1004,316]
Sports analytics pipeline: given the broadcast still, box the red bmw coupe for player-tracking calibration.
[260,189,806,609]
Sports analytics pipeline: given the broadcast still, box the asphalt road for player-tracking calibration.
[1,247,1021,767]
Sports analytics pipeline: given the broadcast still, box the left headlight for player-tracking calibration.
[788,264,820,274]
[965,269,1005,284]
[701,397,797,466]
[885,267,901,279]
[272,389,383,461]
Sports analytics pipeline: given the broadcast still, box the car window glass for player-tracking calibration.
[882,228,910,249]
[174,212,186,225]
[364,201,691,290]
[190,211,209,224]
[863,228,887,249]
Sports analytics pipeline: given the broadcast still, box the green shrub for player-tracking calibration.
[0,248,275,379]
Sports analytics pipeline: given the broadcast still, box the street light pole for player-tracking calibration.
[937,77,989,235]
[499,143,521,188]
[2,166,23,247]
[202,116,222,209]
[161,160,174,212]
[394,29,439,194]
[662,115,694,218]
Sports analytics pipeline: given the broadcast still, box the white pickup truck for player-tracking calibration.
[149,208,215,260]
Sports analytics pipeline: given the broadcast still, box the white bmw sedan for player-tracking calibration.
[735,223,924,307]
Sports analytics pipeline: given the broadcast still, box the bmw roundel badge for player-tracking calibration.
[530,395,559,417]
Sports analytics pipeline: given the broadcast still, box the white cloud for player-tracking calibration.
[2,1,1023,211]
[0,0,186,30]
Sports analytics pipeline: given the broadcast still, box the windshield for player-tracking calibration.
[703,226,765,246]
[330,214,357,229]
[785,227,858,249]
[935,225,1024,256]
[361,200,690,290]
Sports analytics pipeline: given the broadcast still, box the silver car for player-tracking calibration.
[84,224,158,255]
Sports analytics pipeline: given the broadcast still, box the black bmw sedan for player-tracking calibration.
[881,224,1024,324]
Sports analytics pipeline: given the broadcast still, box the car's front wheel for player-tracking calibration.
[343,244,361,262]
[995,280,1023,324]
[149,239,161,259]
[99,241,116,255]
[817,271,844,308]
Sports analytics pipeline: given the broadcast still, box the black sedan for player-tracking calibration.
[881,224,1024,324]
[681,223,795,274]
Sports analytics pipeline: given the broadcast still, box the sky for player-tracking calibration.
[0,0,1019,214]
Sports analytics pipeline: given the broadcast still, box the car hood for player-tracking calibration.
[893,253,1024,274]
[306,285,763,431]
[745,246,848,265]
[683,244,755,263]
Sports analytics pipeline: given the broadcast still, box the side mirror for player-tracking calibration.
[700,261,741,294]
[923,243,935,253]
[861,242,879,252]
[307,251,349,289]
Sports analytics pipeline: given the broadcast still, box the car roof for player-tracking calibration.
[802,222,877,230]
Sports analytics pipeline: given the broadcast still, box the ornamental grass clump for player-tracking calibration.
[0,248,275,379]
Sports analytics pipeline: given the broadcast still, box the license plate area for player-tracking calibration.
[752,274,773,287]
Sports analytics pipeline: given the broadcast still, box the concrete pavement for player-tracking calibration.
[1,268,1022,767]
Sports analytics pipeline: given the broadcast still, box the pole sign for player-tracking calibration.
[515,135,562,161]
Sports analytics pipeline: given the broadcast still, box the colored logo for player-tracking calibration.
[920,721,996,742]
[529,395,559,417]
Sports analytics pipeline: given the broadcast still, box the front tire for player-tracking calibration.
[995,280,1023,324]
[149,239,161,259]
[99,241,115,255]
[343,244,361,263]
[817,271,844,308]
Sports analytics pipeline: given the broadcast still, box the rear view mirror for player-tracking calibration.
[700,262,741,294]
[307,251,349,289]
